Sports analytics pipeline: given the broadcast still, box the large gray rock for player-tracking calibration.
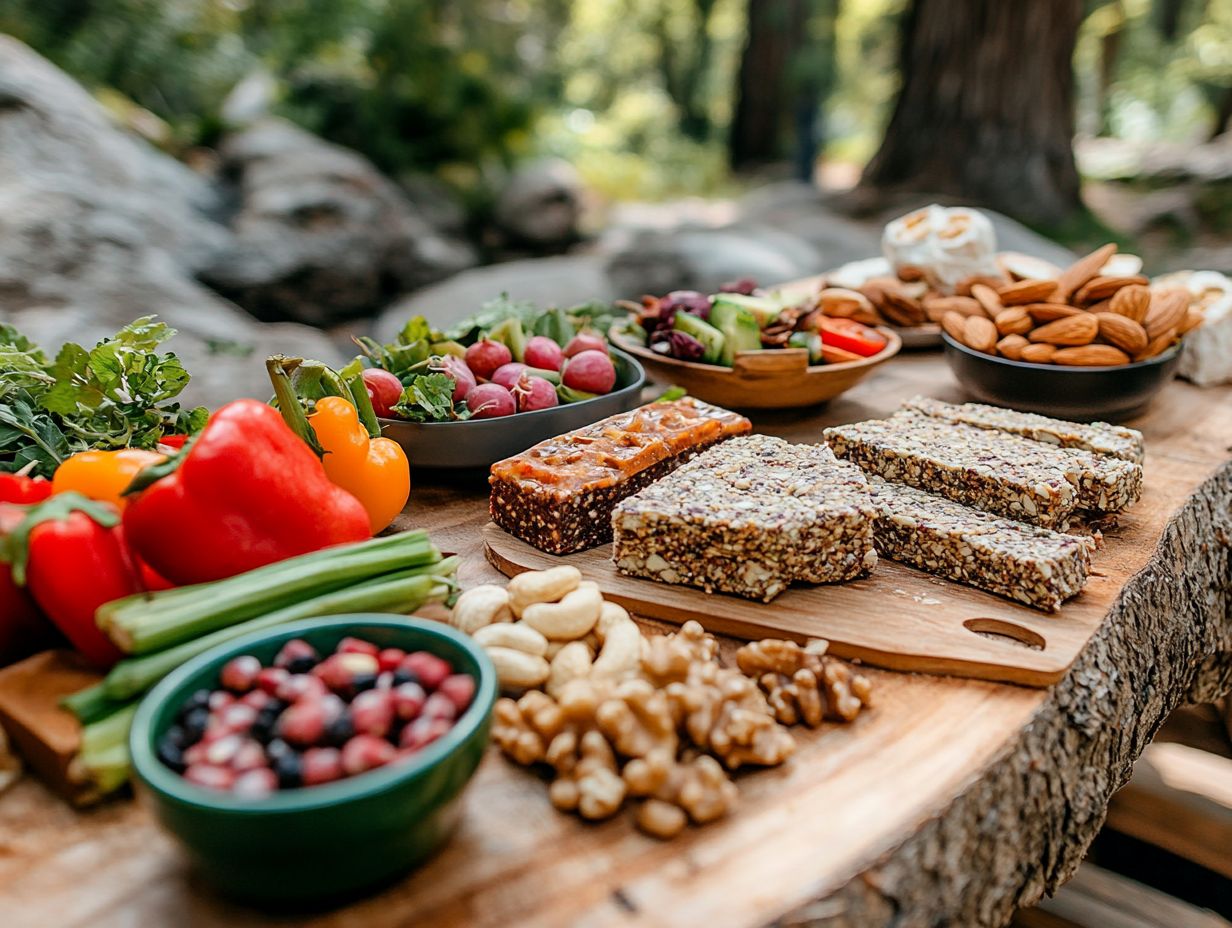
[199,119,476,327]
[0,37,341,406]
[493,158,586,249]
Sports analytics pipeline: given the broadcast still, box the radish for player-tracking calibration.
[563,331,606,358]
[464,383,516,419]
[490,362,529,390]
[464,339,512,380]
[361,369,404,418]
[435,355,476,403]
[562,350,616,394]
[524,335,564,371]
[513,375,559,412]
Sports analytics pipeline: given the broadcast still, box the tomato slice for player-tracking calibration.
[817,317,887,357]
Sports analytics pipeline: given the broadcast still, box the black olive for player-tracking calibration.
[162,724,190,748]
[179,689,211,719]
[157,736,186,773]
[181,706,210,741]
[351,672,379,693]
[325,712,354,747]
[272,751,302,788]
[286,655,317,674]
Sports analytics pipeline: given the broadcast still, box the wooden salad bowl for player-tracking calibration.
[608,325,901,409]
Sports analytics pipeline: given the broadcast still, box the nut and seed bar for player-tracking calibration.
[824,412,1141,529]
[612,435,878,602]
[902,396,1145,464]
[865,475,1095,612]
[489,398,751,555]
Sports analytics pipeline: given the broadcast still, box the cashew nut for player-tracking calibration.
[451,584,512,634]
[508,566,581,617]
[547,641,594,698]
[591,614,643,680]
[521,581,602,641]
[545,638,596,661]
[486,647,551,690]
[473,622,549,657]
[596,601,631,641]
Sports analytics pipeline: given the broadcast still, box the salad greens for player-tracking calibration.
[0,317,208,478]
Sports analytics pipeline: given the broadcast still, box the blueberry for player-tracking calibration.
[181,706,210,741]
[324,712,354,747]
[251,708,281,744]
[272,751,302,788]
[391,669,419,687]
[351,672,379,694]
[179,689,211,719]
[157,736,186,773]
[265,738,294,762]
[162,724,190,748]
[287,655,316,674]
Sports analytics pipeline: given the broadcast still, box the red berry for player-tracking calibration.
[278,699,327,747]
[256,667,289,695]
[319,653,379,693]
[208,691,235,712]
[231,739,268,773]
[240,689,271,711]
[350,689,394,738]
[337,636,379,657]
[341,735,397,776]
[399,652,451,690]
[400,716,452,752]
[437,674,476,714]
[205,733,244,767]
[301,747,344,786]
[184,742,209,766]
[274,639,319,671]
[422,692,457,722]
[220,655,262,693]
[377,648,406,673]
[392,682,427,721]
[276,673,327,703]
[218,702,257,733]
[233,768,278,798]
[184,764,236,791]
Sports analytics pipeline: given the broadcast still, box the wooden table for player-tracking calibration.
[3,355,1231,928]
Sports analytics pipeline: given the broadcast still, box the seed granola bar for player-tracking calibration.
[865,475,1095,611]
[611,435,878,602]
[901,395,1144,463]
[489,398,751,555]
[824,412,1141,529]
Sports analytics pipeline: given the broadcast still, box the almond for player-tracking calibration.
[997,279,1058,306]
[969,283,1003,319]
[1134,328,1178,362]
[923,295,983,322]
[817,288,880,325]
[1178,305,1204,335]
[1052,345,1131,367]
[1073,275,1149,304]
[955,274,1008,297]
[994,306,1033,336]
[941,310,968,343]
[1029,314,1098,346]
[996,334,1029,360]
[1053,244,1118,301]
[1144,289,1190,339]
[1094,312,1148,355]
[1019,343,1058,364]
[1026,302,1084,323]
[962,315,999,354]
[880,290,926,326]
[1108,284,1150,323]
[999,253,1062,282]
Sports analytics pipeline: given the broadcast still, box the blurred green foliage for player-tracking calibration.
[3,0,1232,207]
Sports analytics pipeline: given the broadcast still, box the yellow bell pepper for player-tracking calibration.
[51,448,165,510]
[308,397,410,533]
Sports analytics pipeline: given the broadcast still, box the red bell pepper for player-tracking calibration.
[0,473,52,504]
[816,317,888,358]
[4,494,134,668]
[0,505,58,664]
[122,399,371,586]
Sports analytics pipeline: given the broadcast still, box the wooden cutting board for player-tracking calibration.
[481,478,1173,687]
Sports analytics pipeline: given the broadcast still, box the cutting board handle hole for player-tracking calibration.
[962,618,1046,651]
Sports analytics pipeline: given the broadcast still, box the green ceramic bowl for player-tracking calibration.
[129,615,496,906]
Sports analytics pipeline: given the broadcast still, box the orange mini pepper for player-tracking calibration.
[308,397,410,533]
[51,449,165,510]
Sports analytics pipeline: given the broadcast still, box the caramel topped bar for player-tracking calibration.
[612,436,877,602]
[902,396,1145,464]
[865,476,1095,611]
[824,412,1142,529]
[489,398,751,554]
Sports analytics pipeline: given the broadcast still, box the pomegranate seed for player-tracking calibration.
[377,648,406,673]
[421,692,457,722]
[276,673,326,703]
[392,682,427,721]
[437,674,475,714]
[256,667,289,695]
[184,764,236,791]
[400,716,452,752]
[205,734,244,767]
[340,735,396,776]
[274,639,319,672]
[400,652,451,690]
[301,747,344,786]
[233,767,278,798]
[240,689,270,711]
[220,655,262,693]
[207,691,235,712]
[350,690,394,738]
[336,637,379,657]
[231,739,269,772]
[277,699,327,747]
[218,702,258,733]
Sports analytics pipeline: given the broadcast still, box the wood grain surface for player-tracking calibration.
[2,354,1230,928]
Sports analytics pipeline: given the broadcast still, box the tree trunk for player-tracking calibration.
[860,0,1085,228]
